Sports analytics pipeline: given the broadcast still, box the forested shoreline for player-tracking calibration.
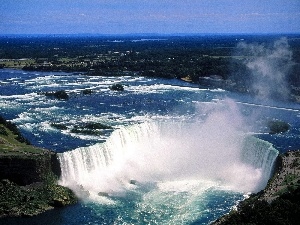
[1,34,299,84]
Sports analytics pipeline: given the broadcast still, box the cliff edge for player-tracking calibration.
[212,150,300,225]
[0,117,77,218]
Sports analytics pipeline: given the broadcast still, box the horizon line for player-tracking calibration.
[1,32,300,37]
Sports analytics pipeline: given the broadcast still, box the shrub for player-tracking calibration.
[0,126,8,136]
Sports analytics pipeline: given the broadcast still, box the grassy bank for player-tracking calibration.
[0,116,77,218]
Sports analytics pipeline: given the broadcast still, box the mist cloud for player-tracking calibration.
[237,37,293,100]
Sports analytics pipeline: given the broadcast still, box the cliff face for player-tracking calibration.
[0,118,77,218]
[0,151,61,186]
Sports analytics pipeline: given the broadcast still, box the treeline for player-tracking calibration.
[0,35,240,59]
[1,34,300,85]
[0,116,30,145]
[87,53,233,80]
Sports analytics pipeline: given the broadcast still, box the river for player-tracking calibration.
[1,69,300,224]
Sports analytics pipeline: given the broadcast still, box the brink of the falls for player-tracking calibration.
[58,121,278,199]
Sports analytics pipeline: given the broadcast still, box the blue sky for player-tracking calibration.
[1,0,299,34]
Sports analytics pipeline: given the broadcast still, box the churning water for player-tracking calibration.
[1,69,300,224]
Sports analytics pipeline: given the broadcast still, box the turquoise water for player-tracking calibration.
[1,69,300,224]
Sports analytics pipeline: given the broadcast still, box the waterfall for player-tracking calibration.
[58,121,278,197]
[58,122,162,193]
[241,135,278,190]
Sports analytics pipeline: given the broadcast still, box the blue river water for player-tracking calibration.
[0,69,300,225]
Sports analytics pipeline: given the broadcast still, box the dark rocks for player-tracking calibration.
[70,122,113,136]
[98,192,109,197]
[50,123,68,130]
[0,179,77,218]
[267,120,290,134]
[0,151,60,186]
[82,89,93,95]
[129,179,137,185]
[212,150,300,225]
[0,152,77,218]
[109,83,124,91]
[44,90,69,100]
[83,122,113,130]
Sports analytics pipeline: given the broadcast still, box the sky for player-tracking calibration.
[1,0,300,35]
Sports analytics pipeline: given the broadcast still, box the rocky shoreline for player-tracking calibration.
[260,151,300,203]
[212,150,300,225]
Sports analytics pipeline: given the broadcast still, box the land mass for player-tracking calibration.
[212,150,300,225]
[1,34,300,101]
[0,116,77,218]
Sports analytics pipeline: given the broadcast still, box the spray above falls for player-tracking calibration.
[236,38,294,100]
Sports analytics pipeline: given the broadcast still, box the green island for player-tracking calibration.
[0,116,77,218]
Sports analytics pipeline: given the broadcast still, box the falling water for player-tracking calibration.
[56,97,279,225]
[58,120,278,197]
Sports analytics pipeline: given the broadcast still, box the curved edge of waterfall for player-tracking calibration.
[241,135,279,191]
[56,121,287,224]
[57,121,280,199]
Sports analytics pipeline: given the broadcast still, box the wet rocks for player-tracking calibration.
[44,90,69,100]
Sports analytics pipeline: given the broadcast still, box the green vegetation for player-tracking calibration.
[0,116,30,149]
[0,116,77,217]
[212,188,300,225]
[0,131,40,154]
[283,174,298,186]
[0,126,8,136]
[1,35,300,102]
[212,151,300,225]
[1,35,299,86]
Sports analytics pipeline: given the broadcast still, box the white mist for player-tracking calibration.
[237,37,293,100]
[58,99,278,198]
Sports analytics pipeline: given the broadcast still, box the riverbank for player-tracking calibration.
[212,150,300,224]
[261,150,300,203]
[0,116,77,218]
